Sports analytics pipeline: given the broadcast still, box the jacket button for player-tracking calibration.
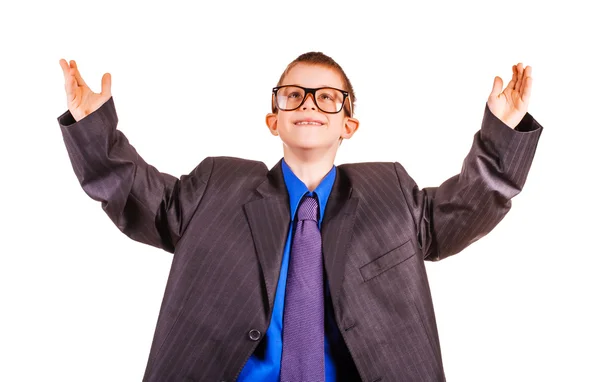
[248,329,261,341]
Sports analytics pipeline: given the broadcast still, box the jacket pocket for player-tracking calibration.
[360,239,415,282]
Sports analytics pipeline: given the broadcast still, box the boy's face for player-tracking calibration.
[266,63,359,154]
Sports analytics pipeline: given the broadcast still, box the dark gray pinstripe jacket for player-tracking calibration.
[58,98,542,381]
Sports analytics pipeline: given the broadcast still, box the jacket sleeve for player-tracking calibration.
[395,103,543,261]
[57,97,213,254]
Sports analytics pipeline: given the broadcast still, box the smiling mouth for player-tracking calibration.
[294,121,324,126]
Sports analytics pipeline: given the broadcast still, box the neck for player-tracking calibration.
[283,146,337,191]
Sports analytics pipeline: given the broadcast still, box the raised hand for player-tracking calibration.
[487,63,533,129]
[59,59,112,122]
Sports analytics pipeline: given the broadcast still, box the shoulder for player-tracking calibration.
[187,156,266,178]
[337,161,419,200]
[199,156,268,188]
[338,161,402,181]
[210,156,268,171]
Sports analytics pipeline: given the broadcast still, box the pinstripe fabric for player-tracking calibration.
[58,98,542,381]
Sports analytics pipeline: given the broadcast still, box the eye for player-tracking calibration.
[288,91,302,99]
[318,92,334,101]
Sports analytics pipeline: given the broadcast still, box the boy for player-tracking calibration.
[57,52,542,381]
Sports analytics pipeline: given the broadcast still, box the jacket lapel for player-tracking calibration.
[243,160,290,311]
[243,161,358,314]
[322,168,358,307]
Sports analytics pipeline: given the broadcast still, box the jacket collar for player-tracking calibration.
[244,159,358,314]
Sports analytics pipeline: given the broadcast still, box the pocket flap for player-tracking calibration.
[360,240,416,282]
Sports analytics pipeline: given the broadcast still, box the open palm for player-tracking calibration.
[59,59,112,122]
[487,63,533,129]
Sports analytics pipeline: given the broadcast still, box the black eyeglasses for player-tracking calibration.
[272,85,353,116]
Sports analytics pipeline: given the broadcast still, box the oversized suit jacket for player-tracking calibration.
[58,98,542,381]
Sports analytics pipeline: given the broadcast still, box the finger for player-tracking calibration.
[521,75,533,103]
[101,73,112,97]
[61,59,76,101]
[519,65,532,95]
[514,62,524,92]
[69,60,88,87]
[490,76,503,98]
[59,58,71,81]
[64,75,77,103]
[505,65,517,91]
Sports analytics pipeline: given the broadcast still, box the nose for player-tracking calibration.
[301,93,317,110]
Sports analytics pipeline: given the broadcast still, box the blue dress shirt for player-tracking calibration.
[238,159,340,381]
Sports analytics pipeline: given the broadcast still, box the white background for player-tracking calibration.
[1,0,599,381]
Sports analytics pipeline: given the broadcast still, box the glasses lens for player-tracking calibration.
[276,86,305,111]
[275,86,345,113]
[315,88,344,113]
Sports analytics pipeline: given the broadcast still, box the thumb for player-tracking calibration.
[101,73,112,97]
[490,76,502,99]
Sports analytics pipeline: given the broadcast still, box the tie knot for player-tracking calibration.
[297,196,319,222]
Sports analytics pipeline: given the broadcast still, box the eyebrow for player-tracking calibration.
[286,84,340,89]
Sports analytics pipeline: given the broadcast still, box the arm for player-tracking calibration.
[398,62,542,260]
[57,59,212,253]
[396,102,542,261]
[58,97,212,253]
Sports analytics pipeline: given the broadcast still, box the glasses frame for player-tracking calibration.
[272,85,353,116]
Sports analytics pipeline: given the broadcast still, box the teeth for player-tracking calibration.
[295,121,322,125]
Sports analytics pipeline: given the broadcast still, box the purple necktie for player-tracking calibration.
[280,195,325,382]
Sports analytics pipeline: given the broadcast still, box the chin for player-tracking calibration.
[285,140,335,152]
[281,133,338,151]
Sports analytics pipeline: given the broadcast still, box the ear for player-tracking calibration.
[340,116,360,140]
[265,113,279,136]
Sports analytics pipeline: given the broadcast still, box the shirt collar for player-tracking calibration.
[281,158,336,225]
